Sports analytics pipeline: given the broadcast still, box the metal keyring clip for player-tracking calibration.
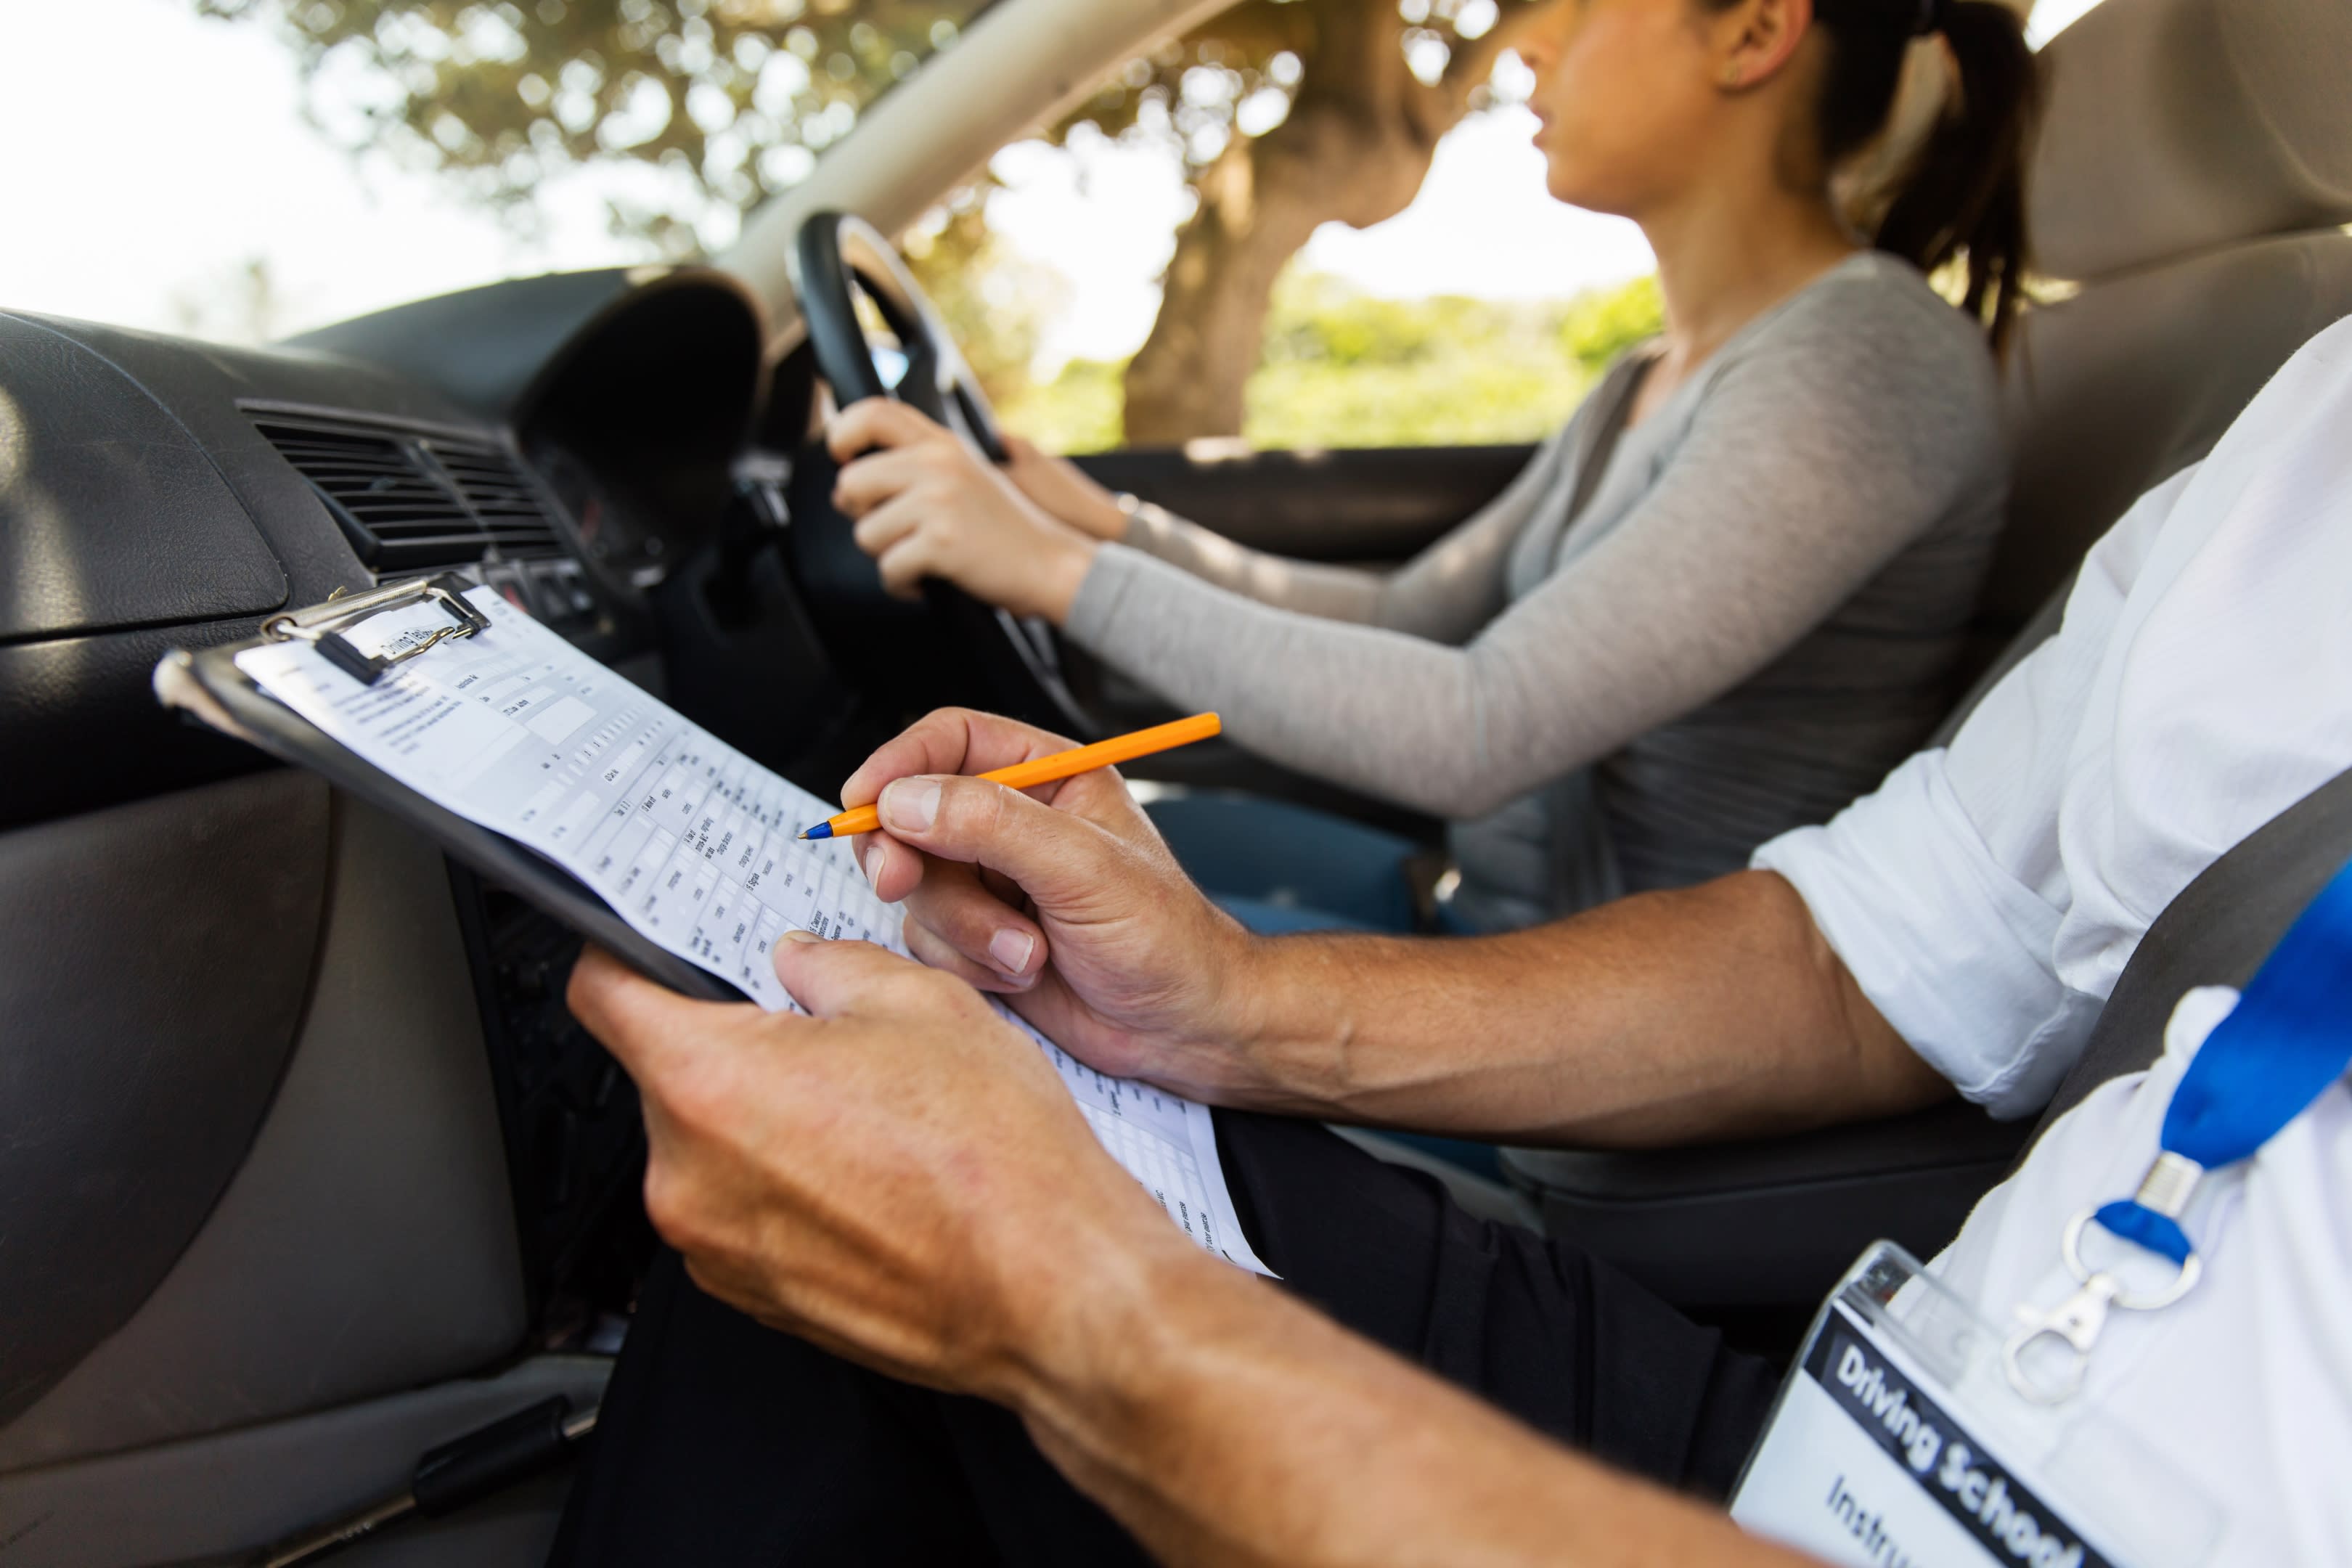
[2060,1206,2204,1310]
[2003,1208,2202,1405]
[262,575,491,686]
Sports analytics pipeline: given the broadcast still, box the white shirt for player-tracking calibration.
[1755,314,2352,1565]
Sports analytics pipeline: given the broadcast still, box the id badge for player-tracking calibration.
[1729,1243,2221,1568]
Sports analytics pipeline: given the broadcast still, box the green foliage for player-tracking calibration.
[997,271,1662,454]
[202,0,1548,444]
[998,358,1125,454]
[200,0,1630,454]
[1058,1,1529,184]
[902,199,1071,409]
[196,0,992,254]
[196,0,1520,256]
[1558,274,1663,375]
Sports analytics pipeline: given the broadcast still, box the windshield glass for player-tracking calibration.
[0,0,997,345]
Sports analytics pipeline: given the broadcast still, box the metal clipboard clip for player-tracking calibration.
[261,575,491,686]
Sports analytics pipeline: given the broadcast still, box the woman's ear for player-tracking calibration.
[1714,0,1815,91]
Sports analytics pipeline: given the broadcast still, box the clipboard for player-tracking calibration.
[154,573,746,1005]
[156,575,1283,1282]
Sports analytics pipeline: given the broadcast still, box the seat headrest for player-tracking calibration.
[2031,0,2352,282]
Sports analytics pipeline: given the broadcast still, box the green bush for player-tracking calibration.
[997,271,1662,454]
[997,359,1127,454]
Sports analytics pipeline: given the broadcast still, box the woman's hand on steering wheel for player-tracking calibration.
[828,399,1100,624]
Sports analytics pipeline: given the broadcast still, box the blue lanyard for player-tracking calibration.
[2089,854,2352,1267]
[2006,854,2352,1403]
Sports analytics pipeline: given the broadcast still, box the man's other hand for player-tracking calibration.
[839,708,1275,1101]
[565,940,1180,1399]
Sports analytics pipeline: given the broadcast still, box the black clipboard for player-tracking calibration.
[154,573,748,1005]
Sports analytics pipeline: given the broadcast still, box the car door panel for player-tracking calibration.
[0,1354,607,1568]
[1073,443,1532,563]
[0,770,330,1429]
[0,794,524,1469]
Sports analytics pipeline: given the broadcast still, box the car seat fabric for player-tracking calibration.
[1991,236,2352,624]
[1983,0,2352,632]
[2030,0,2352,285]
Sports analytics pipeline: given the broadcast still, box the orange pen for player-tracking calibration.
[799,713,1222,841]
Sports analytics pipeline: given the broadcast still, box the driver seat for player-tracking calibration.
[1494,0,2352,1318]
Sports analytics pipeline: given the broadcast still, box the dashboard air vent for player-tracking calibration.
[254,417,562,571]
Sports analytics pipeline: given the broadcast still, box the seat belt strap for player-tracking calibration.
[2020,764,2352,1163]
[2087,849,2352,1265]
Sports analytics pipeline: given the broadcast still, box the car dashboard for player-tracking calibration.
[1,266,816,818]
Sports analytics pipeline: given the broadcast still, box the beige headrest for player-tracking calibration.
[2032,0,2352,282]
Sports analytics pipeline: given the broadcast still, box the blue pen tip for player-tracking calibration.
[803,822,832,841]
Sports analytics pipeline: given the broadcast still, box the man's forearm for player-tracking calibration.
[1216,870,1948,1147]
[1008,1238,1808,1568]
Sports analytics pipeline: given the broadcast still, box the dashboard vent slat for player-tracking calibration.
[253,417,563,570]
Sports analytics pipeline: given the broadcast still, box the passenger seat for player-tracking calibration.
[1983,0,2352,643]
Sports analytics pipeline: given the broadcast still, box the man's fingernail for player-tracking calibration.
[862,838,886,891]
[782,929,824,945]
[989,928,1036,975]
[881,777,941,832]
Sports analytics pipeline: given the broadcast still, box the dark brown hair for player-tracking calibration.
[1723,0,2043,354]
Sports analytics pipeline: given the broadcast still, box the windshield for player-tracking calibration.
[0,0,997,345]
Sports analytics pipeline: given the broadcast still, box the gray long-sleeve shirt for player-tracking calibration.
[1066,253,2008,930]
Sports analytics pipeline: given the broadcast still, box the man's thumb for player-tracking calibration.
[875,775,1112,910]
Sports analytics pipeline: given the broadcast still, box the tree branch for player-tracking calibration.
[1175,0,1316,62]
[1404,0,1548,136]
[1442,0,1547,103]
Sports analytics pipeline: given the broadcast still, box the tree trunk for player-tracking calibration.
[1121,0,1539,446]
[1120,108,1424,444]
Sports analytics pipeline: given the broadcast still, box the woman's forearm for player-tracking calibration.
[1066,550,1545,818]
[1120,504,1389,623]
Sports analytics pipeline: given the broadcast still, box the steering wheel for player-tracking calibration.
[790,211,1093,738]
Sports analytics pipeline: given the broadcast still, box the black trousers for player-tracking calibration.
[548,1111,1778,1566]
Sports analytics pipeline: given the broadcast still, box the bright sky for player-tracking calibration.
[0,0,2104,357]
[0,0,653,343]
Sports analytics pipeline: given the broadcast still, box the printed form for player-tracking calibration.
[237,585,1268,1276]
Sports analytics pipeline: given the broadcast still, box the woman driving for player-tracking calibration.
[825,0,2038,935]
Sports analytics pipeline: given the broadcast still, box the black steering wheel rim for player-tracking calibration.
[790,210,1094,740]
[794,211,1008,463]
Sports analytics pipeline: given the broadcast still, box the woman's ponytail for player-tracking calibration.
[1808,0,2045,355]
[1871,2,2041,354]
